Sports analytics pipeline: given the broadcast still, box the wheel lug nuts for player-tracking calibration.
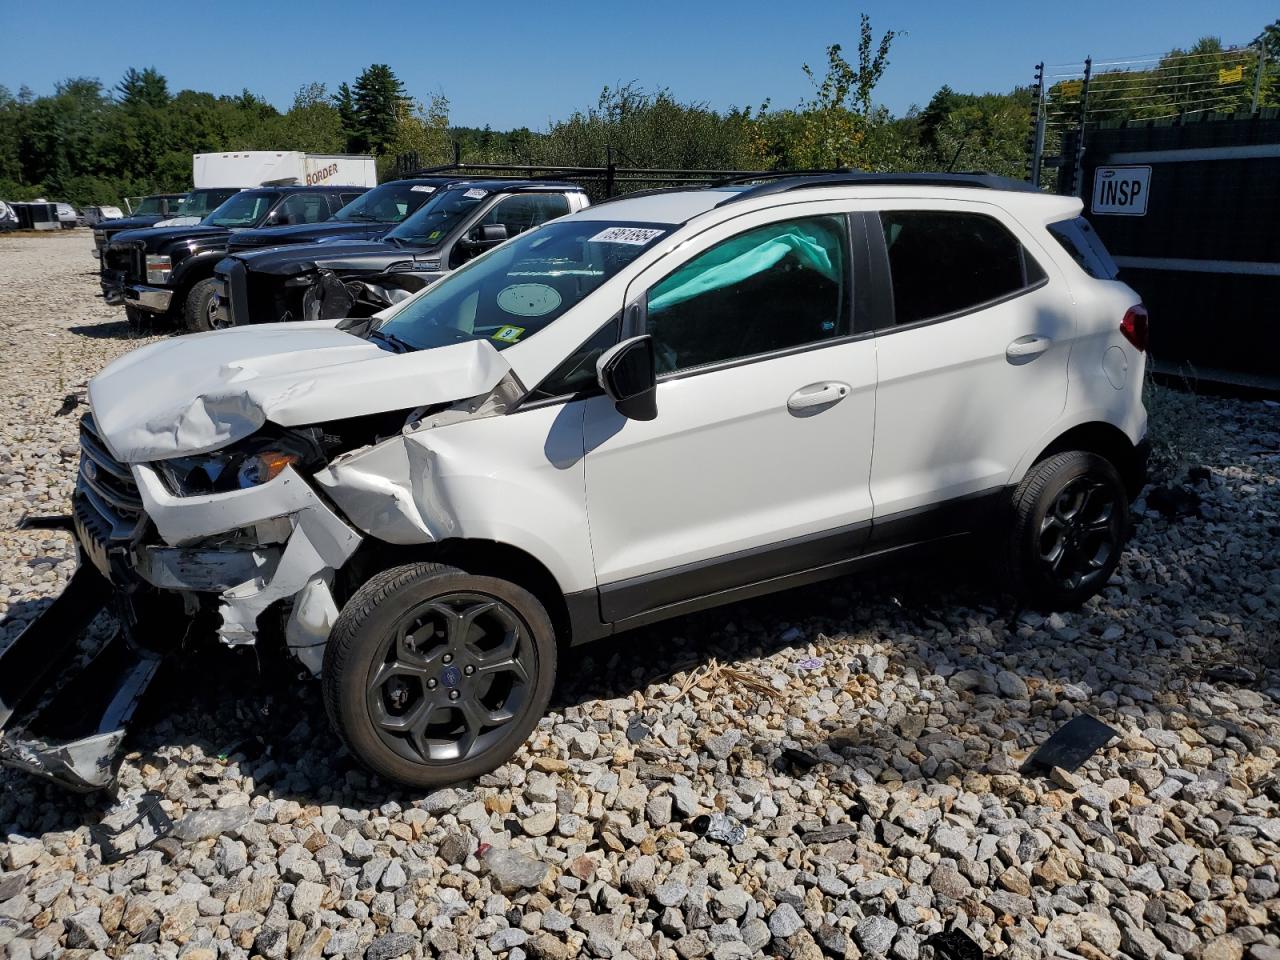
[443,653,453,664]
[427,678,437,689]
[448,690,460,701]
[464,665,475,675]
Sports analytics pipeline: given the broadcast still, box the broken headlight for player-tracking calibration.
[156,433,322,496]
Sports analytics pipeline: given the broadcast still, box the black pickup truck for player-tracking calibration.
[222,178,453,257]
[212,180,589,328]
[101,184,368,330]
[91,190,234,260]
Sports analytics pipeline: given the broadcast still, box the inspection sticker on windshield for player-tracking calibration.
[464,188,488,200]
[492,324,526,343]
[589,226,664,245]
[410,185,435,193]
[498,283,562,317]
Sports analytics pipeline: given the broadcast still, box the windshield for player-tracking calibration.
[384,185,492,248]
[335,181,438,224]
[183,188,238,219]
[374,219,673,353]
[204,191,281,228]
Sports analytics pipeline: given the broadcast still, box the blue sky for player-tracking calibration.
[2,1,1274,128]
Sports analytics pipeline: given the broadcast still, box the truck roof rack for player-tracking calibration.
[714,171,1039,206]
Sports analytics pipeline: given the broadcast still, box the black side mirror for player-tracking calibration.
[467,223,508,246]
[596,335,657,421]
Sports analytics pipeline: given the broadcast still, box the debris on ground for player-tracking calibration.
[1020,713,1119,775]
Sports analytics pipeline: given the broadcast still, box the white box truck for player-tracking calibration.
[193,152,378,190]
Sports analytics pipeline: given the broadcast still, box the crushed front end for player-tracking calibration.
[0,413,363,791]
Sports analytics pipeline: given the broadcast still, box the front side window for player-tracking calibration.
[880,211,1043,326]
[134,196,168,216]
[480,194,572,238]
[185,189,238,220]
[373,219,672,354]
[646,215,849,375]
[274,193,330,225]
[206,191,281,228]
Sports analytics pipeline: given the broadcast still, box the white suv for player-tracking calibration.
[8,173,1150,790]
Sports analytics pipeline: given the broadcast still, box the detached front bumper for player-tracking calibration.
[0,521,162,792]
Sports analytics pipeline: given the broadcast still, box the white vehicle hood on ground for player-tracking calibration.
[88,322,511,462]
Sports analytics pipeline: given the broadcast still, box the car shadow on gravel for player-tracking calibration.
[67,320,171,341]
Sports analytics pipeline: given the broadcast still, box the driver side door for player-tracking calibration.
[581,208,878,625]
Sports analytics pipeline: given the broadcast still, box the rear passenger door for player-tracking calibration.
[867,202,1072,525]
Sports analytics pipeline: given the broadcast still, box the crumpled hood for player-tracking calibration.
[88,322,512,463]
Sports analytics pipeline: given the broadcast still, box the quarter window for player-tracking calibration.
[646,216,849,375]
[880,211,1044,326]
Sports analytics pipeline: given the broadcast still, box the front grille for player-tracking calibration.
[103,242,143,284]
[75,413,145,543]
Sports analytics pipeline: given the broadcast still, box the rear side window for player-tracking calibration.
[880,211,1045,326]
[1047,216,1119,280]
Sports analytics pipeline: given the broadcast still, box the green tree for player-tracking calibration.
[114,67,169,108]
[380,93,452,177]
[745,13,898,169]
[273,82,344,153]
[351,64,407,154]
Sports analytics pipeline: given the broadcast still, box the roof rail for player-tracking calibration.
[715,171,1039,206]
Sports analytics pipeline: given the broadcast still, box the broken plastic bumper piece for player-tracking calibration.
[0,524,162,792]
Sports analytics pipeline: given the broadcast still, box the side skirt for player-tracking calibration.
[565,486,1008,645]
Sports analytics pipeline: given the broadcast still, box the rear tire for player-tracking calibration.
[184,278,219,333]
[1002,451,1129,610]
[322,562,557,789]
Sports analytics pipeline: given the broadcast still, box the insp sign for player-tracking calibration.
[1091,165,1151,216]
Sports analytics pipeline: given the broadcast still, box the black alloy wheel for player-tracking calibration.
[1003,450,1130,610]
[366,593,533,764]
[323,562,557,788]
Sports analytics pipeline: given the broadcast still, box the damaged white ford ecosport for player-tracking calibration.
[1,173,1150,791]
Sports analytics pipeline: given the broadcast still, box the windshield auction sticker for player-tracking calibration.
[464,188,489,200]
[497,284,562,318]
[589,226,665,245]
[410,185,435,193]
[492,324,527,343]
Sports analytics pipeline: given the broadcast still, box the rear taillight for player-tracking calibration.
[1120,304,1149,352]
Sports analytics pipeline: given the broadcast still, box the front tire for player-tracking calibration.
[184,278,220,332]
[323,562,557,789]
[1003,451,1129,610]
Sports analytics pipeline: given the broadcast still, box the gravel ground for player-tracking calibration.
[0,231,1278,960]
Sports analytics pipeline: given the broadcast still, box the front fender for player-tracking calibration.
[170,248,228,290]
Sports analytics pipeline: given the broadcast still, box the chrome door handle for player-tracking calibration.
[1006,335,1053,361]
[787,381,850,413]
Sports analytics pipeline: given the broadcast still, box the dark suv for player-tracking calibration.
[102,185,368,330]
[212,180,588,328]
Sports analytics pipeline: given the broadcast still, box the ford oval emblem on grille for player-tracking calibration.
[82,460,98,481]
